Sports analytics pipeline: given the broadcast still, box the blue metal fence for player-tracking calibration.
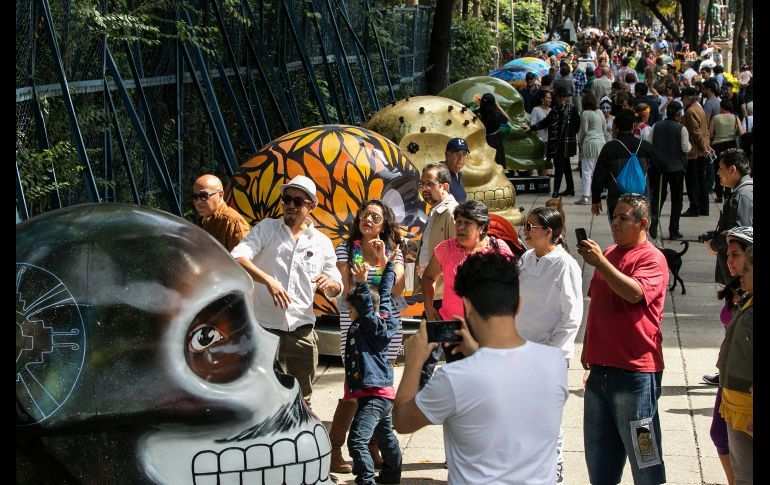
[16,0,433,220]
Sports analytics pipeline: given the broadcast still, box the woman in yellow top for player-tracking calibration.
[716,227,753,484]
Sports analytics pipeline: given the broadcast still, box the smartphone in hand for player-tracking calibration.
[426,320,463,343]
[575,227,588,246]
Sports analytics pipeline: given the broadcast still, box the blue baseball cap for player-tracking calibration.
[446,137,470,153]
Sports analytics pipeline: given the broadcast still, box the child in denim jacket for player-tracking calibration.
[344,241,402,485]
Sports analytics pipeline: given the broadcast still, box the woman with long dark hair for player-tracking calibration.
[328,199,405,473]
[474,92,511,170]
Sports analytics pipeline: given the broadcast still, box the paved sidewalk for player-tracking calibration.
[311,167,730,484]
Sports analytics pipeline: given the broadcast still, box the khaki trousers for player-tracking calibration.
[267,325,318,402]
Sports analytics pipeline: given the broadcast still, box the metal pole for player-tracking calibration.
[510,0,515,58]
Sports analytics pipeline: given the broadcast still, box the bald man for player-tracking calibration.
[192,174,250,251]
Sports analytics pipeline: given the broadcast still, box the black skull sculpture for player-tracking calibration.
[16,204,332,484]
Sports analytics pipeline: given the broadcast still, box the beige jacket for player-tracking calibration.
[415,195,458,298]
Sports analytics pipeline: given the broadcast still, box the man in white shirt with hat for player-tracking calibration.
[232,175,343,405]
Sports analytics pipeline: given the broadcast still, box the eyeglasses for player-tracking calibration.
[281,194,311,207]
[524,221,545,232]
[192,191,221,202]
[359,211,383,224]
[418,180,438,188]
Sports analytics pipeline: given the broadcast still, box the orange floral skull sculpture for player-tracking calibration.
[225,125,427,314]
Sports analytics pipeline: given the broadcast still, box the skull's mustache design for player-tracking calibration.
[217,393,314,442]
[193,394,331,484]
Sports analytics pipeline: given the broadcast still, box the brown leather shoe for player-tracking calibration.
[329,399,357,473]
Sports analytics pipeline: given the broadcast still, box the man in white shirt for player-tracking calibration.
[232,175,342,404]
[394,252,568,484]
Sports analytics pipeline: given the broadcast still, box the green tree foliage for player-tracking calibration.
[449,18,493,83]
[497,1,546,55]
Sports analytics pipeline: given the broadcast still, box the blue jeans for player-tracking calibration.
[584,365,666,485]
[347,396,402,484]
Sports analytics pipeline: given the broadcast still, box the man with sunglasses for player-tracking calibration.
[192,174,251,251]
[232,175,343,405]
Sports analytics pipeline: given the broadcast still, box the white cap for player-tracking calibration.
[279,175,318,204]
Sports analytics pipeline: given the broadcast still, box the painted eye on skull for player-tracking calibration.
[188,324,226,353]
[184,293,255,383]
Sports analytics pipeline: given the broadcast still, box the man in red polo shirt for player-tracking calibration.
[577,193,669,485]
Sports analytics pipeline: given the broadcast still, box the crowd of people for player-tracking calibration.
[519,29,753,242]
[185,26,753,481]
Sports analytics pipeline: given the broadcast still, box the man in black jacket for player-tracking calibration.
[525,86,580,198]
[647,101,692,240]
[591,109,664,223]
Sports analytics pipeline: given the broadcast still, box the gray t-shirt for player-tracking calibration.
[702,96,721,120]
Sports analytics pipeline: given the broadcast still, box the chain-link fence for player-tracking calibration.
[16,0,433,221]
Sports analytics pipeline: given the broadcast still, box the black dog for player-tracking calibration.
[659,241,689,294]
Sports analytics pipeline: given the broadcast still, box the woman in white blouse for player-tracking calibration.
[516,206,584,483]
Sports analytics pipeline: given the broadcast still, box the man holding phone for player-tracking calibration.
[393,252,567,484]
[576,193,669,484]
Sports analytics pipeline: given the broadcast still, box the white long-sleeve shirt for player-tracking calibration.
[516,246,583,359]
[231,217,342,331]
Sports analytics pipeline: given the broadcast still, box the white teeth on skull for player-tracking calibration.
[193,424,331,484]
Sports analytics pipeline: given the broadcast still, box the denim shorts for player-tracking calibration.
[583,365,666,485]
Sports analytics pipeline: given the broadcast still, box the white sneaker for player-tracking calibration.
[574,197,590,205]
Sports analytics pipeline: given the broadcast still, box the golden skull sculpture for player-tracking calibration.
[364,95,524,225]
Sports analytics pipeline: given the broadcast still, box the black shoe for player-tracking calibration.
[669,231,683,240]
[559,190,575,197]
[551,191,559,198]
[681,210,699,217]
[375,473,402,484]
[702,373,719,386]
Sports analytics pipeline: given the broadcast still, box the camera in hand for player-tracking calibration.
[426,320,462,343]
[697,230,718,243]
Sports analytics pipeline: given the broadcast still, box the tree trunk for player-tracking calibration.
[574,2,582,29]
[425,0,456,95]
[599,0,609,32]
[703,0,714,41]
[744,0,752,68]
[472,0,481,18]
[680,0,700,52]
[732,0,744,75]
[461,0,469,20]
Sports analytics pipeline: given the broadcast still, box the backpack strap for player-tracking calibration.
[634,137,643,154]
[615,138,631,155]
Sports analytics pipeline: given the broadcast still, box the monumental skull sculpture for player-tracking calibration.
[438,76,548,172]
[364,95,524,225]
[225,124,428,318]
[16,204,332,484]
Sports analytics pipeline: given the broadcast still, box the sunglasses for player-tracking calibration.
[359,211,383,224]
[524,221,545,232]
[192,191,221,202]
[281,194,311,207]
